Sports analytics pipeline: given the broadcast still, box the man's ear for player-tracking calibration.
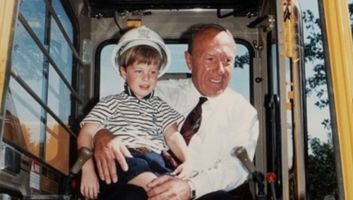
[119,66,127,80]
[184,51,193,71]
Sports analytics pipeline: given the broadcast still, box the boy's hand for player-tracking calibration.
[172,161,193,179]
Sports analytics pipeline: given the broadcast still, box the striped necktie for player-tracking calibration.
[181,97,208,144]
[161,97,207,169]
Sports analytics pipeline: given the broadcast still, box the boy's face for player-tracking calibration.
[120,61,160,99]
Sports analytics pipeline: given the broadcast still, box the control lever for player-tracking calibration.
[266,172,278,200]
[233,146,256,173]
[64,147,93,197]
[71,147,93,175]
[232,146,266,200]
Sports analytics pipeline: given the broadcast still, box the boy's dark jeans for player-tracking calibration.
[100,150,171,191]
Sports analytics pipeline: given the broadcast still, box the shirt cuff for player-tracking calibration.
[187,179,196,200]
[189,173,207,199]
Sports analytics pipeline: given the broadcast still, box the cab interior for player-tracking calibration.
[75,0,275,197]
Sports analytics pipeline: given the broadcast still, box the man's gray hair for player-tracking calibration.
[184,23,234,54]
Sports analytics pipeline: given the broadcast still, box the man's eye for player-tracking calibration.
[225,59,233,66]
[206,57,214,62]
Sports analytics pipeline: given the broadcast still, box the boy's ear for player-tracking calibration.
[119,66,127,80]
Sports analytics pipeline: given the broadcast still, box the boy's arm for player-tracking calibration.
[80,157,100,199]
[77,123,101,170]
[77,123,101,199]
[164,123,189,162]
[77,123,101,150]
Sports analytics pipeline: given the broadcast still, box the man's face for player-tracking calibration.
[185,29,235,97]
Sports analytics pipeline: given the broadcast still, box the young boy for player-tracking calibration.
[77,26,191,199]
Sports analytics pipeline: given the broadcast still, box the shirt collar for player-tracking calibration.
[188,79,202,98]
[187,79,209,104]
[124,82,154,100]
[187,79,229,106]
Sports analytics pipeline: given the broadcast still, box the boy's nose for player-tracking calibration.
[142,72,150,81]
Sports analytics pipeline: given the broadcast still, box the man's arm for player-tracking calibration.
[93,129,132,184]
[147,110,258,200]
[147,146,250,200]
[194,110,259,197]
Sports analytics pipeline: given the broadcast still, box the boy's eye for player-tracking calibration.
[135,70,143,74]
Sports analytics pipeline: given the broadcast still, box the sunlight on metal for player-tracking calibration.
[322,0,353,199]
[192,8,204,12]
[127,19,142,28]
[0,0,18,111]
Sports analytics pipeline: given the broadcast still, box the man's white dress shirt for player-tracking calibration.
[156,78,259,198]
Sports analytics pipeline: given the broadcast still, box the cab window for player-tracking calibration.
[4,0,76,175]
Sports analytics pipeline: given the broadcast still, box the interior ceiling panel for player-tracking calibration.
[86,0,261,17]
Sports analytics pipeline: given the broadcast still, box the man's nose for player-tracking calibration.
[215,61,225,74]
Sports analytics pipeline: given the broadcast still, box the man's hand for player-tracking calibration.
[147,175,191,200]
[93,129,132,184]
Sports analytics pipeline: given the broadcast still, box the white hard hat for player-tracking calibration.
[112,25,171,78]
